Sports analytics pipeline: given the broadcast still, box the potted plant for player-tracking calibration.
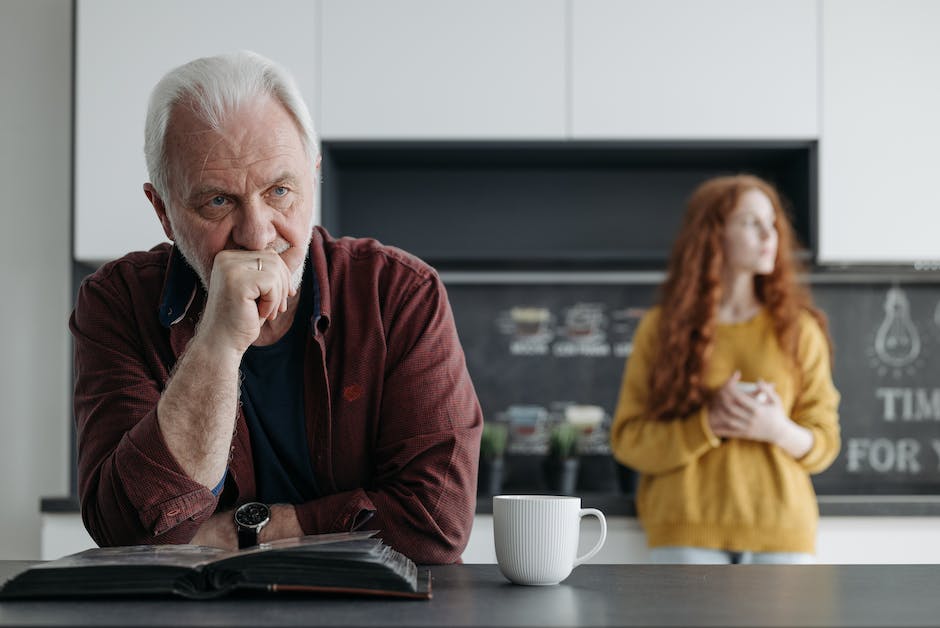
[542,423,580,495]
[478,422,509,497]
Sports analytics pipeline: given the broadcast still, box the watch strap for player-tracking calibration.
[237,526,258,550]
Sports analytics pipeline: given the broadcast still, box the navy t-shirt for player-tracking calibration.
[238,265,319,504]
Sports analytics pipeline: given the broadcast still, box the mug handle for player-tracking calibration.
[574,508,607,566]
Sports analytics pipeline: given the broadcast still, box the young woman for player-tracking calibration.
[610,174,840,564]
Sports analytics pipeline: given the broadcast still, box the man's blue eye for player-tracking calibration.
[211,196,226,206]
[273,186,288,197]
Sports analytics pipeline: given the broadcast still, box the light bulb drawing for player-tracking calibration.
[874,286,920,368]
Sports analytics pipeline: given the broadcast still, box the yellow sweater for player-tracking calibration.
[610,307,841,554]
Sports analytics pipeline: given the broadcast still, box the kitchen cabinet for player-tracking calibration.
[72,0,940,264]
[818,0,940,264]
[570,0,819,139]
[74,0,321,262]
[318,0,567,139]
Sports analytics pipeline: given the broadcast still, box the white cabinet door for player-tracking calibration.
[319,0,566,139]
[571,0,819,139]
[818,0,940,264]
[74,0,321,262]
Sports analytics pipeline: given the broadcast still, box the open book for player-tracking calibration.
[0,531,431,600]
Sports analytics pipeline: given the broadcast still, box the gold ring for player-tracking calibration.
[256,257,263,271]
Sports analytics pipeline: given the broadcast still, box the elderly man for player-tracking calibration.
[69,51,482,564]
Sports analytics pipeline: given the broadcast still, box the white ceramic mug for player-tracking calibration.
[493,495,607,586]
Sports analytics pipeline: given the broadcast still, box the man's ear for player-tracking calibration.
[143,183,175,241]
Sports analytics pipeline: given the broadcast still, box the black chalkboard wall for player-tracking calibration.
[445,277,940,496]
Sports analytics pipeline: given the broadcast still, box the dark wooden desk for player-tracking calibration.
[1,562,938,627]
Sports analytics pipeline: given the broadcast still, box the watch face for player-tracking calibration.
[235,502,270,527]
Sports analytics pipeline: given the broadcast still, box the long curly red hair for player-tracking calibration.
[648,174,830,421]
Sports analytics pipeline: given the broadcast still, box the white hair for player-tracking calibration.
[144,50,318,207]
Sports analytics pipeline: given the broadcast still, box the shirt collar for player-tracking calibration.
[159,245,199,328]
[305,255,324,336]
[309,227,331,334]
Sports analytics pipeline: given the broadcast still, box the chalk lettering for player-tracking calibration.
[897,439,921,473]
[613,342,633,359]
[915,389,940,420]
[510,341,549,356]
[876,388,902,421]
[551,342,611,358]
[846,437,921,473]
[875,387,940,421]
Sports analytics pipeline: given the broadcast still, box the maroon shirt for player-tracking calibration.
[70,227,483,564]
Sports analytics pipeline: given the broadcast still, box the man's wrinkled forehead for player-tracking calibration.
[167,98,272,154]
[163,97,307,188]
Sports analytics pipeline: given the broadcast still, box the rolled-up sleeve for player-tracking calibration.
[70,273,216,547]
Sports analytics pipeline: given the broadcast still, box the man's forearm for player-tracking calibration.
[157,334,242,488]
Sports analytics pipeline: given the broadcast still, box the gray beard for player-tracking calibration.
[169,218,314,295]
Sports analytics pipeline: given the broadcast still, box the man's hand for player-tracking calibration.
[197,249,296,355]
[190,510,238,550]
[190,505,304,550]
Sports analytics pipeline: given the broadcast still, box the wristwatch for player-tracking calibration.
[234,502,271,549]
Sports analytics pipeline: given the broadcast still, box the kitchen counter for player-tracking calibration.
[3,562,940,627]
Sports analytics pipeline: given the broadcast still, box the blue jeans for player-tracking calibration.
[649,546,815,564]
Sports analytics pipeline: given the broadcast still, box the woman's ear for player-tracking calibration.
[143,183,175,241]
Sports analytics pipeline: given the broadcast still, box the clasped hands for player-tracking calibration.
[707,370,790,445]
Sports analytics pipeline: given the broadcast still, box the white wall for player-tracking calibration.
[74,0,323,262]
[0,0,72,559]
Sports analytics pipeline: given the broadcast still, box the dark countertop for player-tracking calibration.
[3,562,940,627]
[42,493,940,516]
